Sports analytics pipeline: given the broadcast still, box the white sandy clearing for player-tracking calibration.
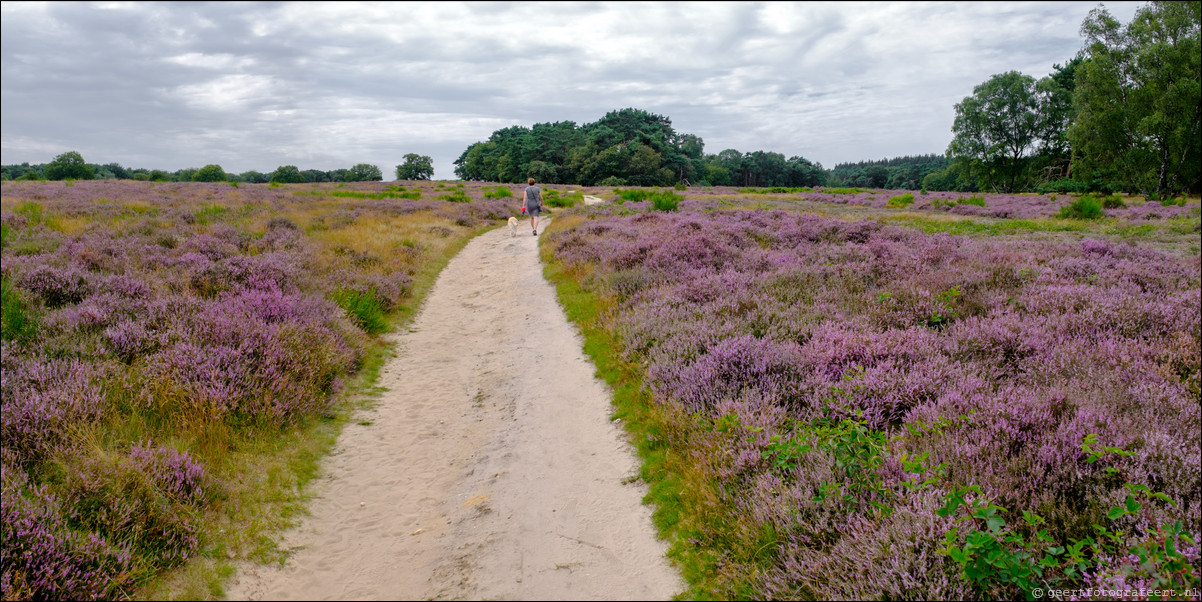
[224,201,683,601]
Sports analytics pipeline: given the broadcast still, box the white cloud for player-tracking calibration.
[2,0,1150,176]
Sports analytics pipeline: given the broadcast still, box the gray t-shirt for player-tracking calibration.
[524,186,541,208]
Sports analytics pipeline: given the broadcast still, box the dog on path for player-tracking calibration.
[507,216,518,236]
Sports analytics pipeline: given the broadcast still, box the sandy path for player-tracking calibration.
[224,208,682,600]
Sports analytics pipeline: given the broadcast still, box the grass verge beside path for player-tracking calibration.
[141,222,498,601]
[539,215,755,601]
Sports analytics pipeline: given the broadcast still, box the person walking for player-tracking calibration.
[523,177,544,236]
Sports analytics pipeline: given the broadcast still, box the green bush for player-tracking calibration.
[649,190,681,212]
[483,186,513,199]
[1058,195,1104,219]
[958,195,986,207]
[544,189,581,208]
[887,192,915,208]
[1101,194,1126,209]
[437,190,471,203]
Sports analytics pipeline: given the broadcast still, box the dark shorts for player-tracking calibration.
[526,204,541,216]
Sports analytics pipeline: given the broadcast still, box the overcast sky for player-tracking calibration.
[2,1,1145,180]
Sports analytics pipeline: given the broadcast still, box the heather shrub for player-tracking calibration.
[16,263,91,308]
[1,180,512,598]
[544,201,1201,599]
[1,466,135,601]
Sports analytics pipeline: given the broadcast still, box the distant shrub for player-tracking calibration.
[1058,194,1105,219]
[483,186,513,199]
[437,190,471,203]
[886,193,915,208]
[544,189,581,208]
[1101,194,1126,209]
[599,176,627,187]
[958,195,986,207]
[650,190,682,212]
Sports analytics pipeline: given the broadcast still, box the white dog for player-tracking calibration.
[507,216,518,236]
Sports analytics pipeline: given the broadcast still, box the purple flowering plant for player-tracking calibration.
[544,192,1200,599]
[1,179,516,600]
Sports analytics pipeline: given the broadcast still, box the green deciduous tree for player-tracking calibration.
[395,154,433,181]
[192,164,227,182]
[346,164,382,182]
[44,151,95,180]
[1070,0,1201,199]
[269,165,305,184]
[947,71,1042,192]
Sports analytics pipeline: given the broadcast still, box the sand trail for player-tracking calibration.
[225,212,682,601]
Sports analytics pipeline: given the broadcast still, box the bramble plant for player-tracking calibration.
[936,434,1199,600]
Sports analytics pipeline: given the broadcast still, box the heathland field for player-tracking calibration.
[2,180,1199,600]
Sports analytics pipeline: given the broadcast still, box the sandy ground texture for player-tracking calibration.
[224,203,684,600]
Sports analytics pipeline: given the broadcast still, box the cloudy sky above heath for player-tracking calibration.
[2,1,1145,180]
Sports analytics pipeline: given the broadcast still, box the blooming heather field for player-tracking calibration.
[543,190,1200,600]
[0,179,518,600]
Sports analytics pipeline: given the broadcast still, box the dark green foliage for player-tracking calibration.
[44,151,94,181]
[453,108,824,188]
[396,154,435,181]
[192,164,227,182]
[269,165,306,184]
[832,155,951,190]
[346,163,383,182]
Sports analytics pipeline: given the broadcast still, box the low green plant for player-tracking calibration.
[483,186,513,199]
[331,287,388,334]
[936,434,1199,600]
[887,192,915,208]
[2,274,38,342]
[437,190,471,203]
[1058,195,1104,219]
[649,190,681,212]
[544,189,582,208]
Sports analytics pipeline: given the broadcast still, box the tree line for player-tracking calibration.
[944,1,1199,199]
[4,3,1194,198]
[452,107,827,188]
[452,1,1196,199]
[0,153,435,184]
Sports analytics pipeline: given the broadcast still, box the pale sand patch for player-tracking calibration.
[223,214,682,601]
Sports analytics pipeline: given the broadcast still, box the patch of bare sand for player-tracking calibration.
[223,213,682,601]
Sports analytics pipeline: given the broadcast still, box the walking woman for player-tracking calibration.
[523,177,544,235]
